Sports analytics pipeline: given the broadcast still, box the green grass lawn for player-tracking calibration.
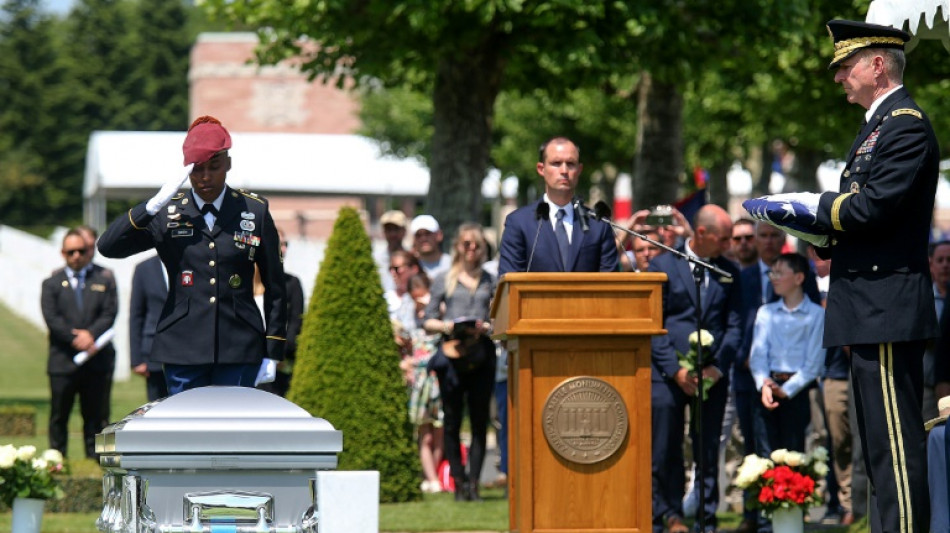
[0,301,864,532]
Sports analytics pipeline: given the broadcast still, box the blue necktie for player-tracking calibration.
[555,209,570,270]
[74,271,84,310]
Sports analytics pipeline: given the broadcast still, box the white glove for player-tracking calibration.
[146,163,194,215]
[254,358,278,386]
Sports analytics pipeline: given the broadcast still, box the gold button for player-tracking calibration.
[209,260,215,267]
[209,242,215,249]
[844,170,850,178]
[210,278,216,285]
[210,296,216,303]
[832,238,838,245]
[855,166,861,172]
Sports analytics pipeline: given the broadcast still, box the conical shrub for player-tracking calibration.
[289,207,420,502]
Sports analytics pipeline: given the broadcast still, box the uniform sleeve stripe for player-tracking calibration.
[129,209,145,230]
[831,192,853,232]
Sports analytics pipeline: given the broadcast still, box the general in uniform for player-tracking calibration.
[816,20,939,533]
[98,116,287,394]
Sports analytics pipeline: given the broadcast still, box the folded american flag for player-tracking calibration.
[743,193,829,247]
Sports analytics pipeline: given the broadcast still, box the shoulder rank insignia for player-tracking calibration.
[238,188,265,204]
[892,108,922,119]
[172,192,185,200]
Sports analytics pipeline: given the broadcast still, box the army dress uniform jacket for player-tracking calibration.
[40,264,118,376]
[98,186,287,366]
[816,87,940,347]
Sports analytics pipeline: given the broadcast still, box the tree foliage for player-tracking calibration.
[0,0,200,230]
[289,207,419,503]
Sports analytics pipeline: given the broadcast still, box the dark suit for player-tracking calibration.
[498,199,618,276]
[648,247,742,531]
[40,264,117,458]
[99,186,287,392]
[815,87,939,533]
[129,255,169,401]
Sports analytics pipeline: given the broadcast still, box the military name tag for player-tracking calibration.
[171,228,193,238]
[90,283,107,292]
[181,271,194,287]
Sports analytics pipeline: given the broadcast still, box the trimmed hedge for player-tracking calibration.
[289,207,420,503]
[0,405,36,436]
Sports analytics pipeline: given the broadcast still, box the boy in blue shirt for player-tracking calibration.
[750,252,825,454]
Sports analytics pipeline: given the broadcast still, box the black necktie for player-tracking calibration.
[555,209,570,270]
[200,204,218,216]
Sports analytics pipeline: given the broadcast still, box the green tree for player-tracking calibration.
[289,207,419,503]
[0,0,76,226]
[199,0,638,237]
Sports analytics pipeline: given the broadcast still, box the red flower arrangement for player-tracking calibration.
[735,448,827,516]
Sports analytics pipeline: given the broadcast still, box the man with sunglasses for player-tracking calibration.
[41,228,117,458]
[729,219,758,269]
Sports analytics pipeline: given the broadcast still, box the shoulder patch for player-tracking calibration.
[892,108,922,119]
[238,188,265,204]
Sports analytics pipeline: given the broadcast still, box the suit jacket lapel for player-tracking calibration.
[676,256,699,308]
[536,214,562,271]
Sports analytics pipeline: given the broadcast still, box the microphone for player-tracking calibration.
[573,198,590,232]
[526,202,549,272]
[591,201,612,221]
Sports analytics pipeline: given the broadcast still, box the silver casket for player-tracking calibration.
[95,386,343,533]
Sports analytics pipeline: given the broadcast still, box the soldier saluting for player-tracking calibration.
[99,116,286,395]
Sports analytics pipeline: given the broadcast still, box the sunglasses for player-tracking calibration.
[64,248,87,256]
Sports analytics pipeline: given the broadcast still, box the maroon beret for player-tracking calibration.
[182,116,232,166]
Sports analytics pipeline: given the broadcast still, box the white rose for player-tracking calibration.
[785,451,804,467]
[688,329,715,348]
[16,445,36,461]
[813,462,829,477]
[809,446,829,464]
[770,449,788,464]
[0,444,16,468]
[735,455,773,488]
[32,458,48,470]
[41,449,63,466]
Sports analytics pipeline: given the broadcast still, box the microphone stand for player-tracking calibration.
[585,205,730,532]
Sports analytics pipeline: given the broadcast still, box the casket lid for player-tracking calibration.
[96,387,343,456]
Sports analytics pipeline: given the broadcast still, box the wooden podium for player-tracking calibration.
[491,272,666,533]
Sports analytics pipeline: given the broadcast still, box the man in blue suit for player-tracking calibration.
[648,204,742,533]
[498,136,618,276]
[129,255,169,401]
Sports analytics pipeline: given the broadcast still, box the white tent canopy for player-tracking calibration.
[83,131,430,229]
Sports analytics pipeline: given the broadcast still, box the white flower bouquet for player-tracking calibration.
[0,444,65,507]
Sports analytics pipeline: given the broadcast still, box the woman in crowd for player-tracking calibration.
[424,223,496,501]
[396,271,445,494]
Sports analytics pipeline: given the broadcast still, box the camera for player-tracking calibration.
[644,205,674,227]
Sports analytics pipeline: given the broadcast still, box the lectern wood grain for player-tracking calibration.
[492,273,666,533]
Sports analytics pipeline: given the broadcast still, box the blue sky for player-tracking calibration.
[44,0,73,14]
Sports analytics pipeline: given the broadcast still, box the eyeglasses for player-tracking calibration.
[732,235,754,242]
[64,248,87,256]
[767,269,792,279]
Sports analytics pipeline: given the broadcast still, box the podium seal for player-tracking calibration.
[542,376,629,464]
